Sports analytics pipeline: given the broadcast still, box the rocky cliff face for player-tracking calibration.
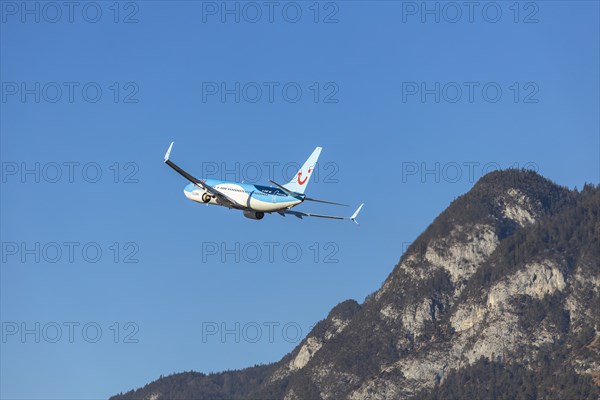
[112,170,600,400]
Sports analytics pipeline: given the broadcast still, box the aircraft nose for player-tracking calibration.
[184,183,195,193]
[183,183,196,199]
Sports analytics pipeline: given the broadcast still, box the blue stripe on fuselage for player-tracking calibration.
[184,180,301,204]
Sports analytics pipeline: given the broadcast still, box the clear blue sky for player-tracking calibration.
[1,1,598,398]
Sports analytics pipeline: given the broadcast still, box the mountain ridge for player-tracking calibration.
[112,170,600,400]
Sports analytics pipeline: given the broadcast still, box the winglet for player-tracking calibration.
[164,142,174,162]
[350,203,364,225]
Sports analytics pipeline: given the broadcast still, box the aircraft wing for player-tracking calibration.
[278,203,364,224]
[163,142,240,208]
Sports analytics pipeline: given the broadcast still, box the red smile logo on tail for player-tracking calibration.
[297,168,311,185]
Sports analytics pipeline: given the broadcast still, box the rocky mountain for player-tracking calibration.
[112,170,600,400]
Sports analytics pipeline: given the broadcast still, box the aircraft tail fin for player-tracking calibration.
[283,147,322,194]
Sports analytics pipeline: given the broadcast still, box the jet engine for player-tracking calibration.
[243,211,265,220]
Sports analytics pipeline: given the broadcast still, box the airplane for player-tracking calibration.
[163,142,363,223]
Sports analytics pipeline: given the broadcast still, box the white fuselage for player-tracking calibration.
[183,180,302,212]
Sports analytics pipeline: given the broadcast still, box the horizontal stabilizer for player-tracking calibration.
[303,197,348,207]
[269,180,301,198]
[269,180,347,206]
